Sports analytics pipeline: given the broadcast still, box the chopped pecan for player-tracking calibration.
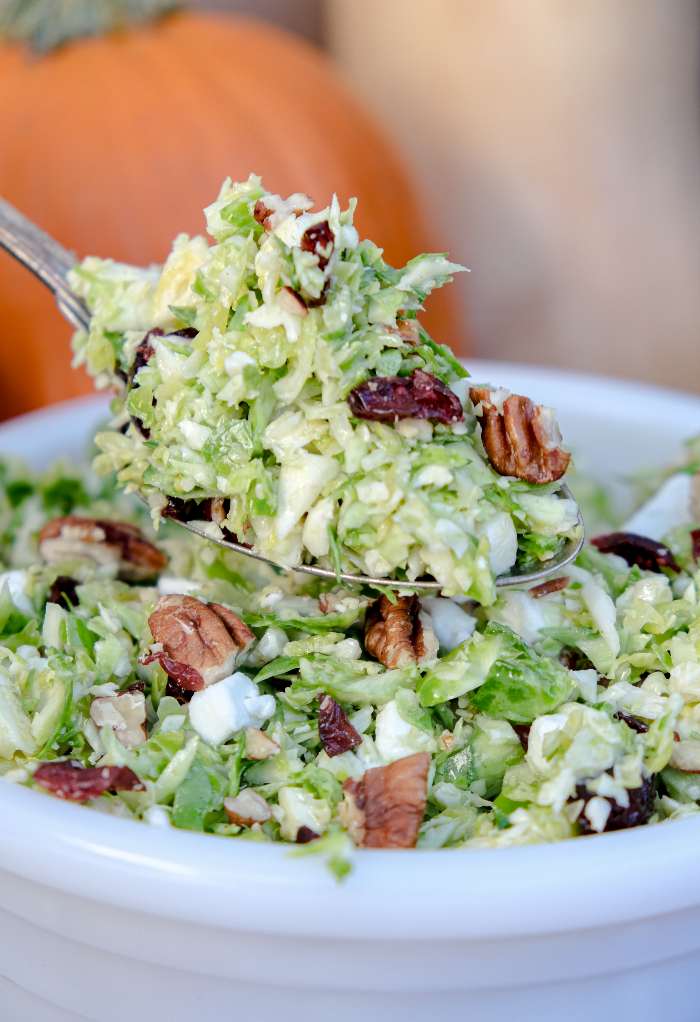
[300,220,335,270]
[224,788,272,827]
[669,740,700,772]
[38,516,168,583]
[348,369,464,425]
[590,532,680,573]
[388,317,421,346]
[49,575,79,609]
[244,727,280,760]
[147,594,254,686]
[33,761,143,803]
[340,752,430,848]
[90,691,147,749]
[277,286,308,317]
[470,387,570,484]
[253,192,314,232]
[364,594,439,669]
[529,576,569,598]
[318,695,362,757]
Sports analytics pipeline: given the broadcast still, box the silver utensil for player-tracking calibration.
[0,194,584,591]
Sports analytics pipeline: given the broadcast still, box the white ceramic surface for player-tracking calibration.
[1,364,700,1022]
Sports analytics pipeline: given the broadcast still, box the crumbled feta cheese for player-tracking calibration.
[224,350,257,377]
[189,672,275,746]
[584,796,611,834]
[0,570,33,617]
[420,597,476,651]
[157,577,200,597]
[374,699,436,763]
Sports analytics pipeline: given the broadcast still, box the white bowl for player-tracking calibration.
[2,363,700,1022]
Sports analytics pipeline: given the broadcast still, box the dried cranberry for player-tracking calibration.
[512,724,530,752]
[318,694,362,757]
[529,577,569,599]
[300,221,334,270]
[49,576,79,609]
[590,532,680,573]
[33,762,143,803]
[614,710,649,734]
[127,331,160,388]
[160,496,202,522]
[296,826,320,844]
[306,278,330,308]
[575,775,655,834]
[347,369,464,425]
[139,652,204,691]
[692,528,700,563]
[170,328,198,338]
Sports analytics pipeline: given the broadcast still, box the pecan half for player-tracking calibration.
[384,317,420,346]
[590,532,680,573]
[348,369,464,425]
[529,576,569,598]
[33,762,143,802]
[90,691,147,748]
[340,752,430,848]
[318,695,362,757]
[38,516,168,583]
[147,594,254,686]
[224,789,272,827]
[49,575,79,609]
[364,594,439,669]
[470,387,570,484]
[244,727,280,760]
[300,220,335,270]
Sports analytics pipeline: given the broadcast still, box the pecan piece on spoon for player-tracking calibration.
[470,387,570,485]
[364,594,439,669]
[146,594,254,687]
[38,516,168,583]
[340,752,430,848]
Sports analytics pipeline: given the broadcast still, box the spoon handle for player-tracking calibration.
[0,195,90,332]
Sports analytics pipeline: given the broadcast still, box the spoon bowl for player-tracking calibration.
[0,194,584,593]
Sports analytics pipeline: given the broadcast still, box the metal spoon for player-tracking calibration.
[0,194,584,590]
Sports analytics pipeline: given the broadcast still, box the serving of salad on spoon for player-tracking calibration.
[0,176,582,603]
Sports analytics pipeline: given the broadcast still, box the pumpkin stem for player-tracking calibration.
[0,0,181,53]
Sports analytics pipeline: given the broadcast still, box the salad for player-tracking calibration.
[67,175,579,601]
[0,452,699,875]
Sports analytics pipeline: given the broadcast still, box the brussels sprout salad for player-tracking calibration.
[0,450,699,876]
[67,174,579,601]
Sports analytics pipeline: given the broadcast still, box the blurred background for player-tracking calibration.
[1,0,699,419]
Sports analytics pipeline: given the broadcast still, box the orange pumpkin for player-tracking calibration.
[0,10,468,421]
